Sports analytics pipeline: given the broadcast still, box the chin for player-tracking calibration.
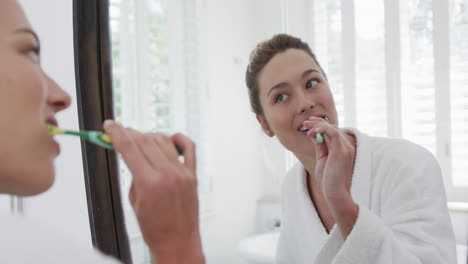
[14,165,56,196]
[25,181,55,196]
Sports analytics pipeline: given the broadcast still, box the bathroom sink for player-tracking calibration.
[237,231,279,264]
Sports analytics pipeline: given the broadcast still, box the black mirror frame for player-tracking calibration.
[73,0,132,262]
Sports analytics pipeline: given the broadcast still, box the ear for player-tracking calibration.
[256,115,275,137]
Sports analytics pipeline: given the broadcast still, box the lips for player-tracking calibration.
[296,114,327,132]
[51,139,61,155]
[45,116,58,127]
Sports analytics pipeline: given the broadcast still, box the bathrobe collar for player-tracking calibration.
[284,128,371,262]
[296,128,371,213]
[344,128,371,210]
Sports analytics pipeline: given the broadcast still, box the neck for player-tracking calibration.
[295,152,316,179]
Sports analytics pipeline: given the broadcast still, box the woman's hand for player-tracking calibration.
[303,117,355,200]
[103,120,205,264]
[302,117,359,238]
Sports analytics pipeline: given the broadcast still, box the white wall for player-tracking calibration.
[19,0,92,247]
[0,195,9,214]
[200,1,287,263]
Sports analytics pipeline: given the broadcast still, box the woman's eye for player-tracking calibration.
[275,93,288,103]
[25,46,40,63]
[306,79,318,89]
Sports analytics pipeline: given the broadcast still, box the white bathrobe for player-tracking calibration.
[276,128,457,264]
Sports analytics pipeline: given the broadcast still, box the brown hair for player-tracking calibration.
[245,34,326,115]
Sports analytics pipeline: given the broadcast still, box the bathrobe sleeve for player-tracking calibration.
[326,151,457,264]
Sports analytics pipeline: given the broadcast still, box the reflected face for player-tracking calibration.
[256,48,338,156]
[0,0,71,196]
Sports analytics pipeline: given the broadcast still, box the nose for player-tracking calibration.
[297,93,315,115]
[45,74,71,113]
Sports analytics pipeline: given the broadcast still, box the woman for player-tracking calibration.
[245,34,457,263]
[0,0,204,263]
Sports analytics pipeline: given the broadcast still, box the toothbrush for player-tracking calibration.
[46,124,183,155]
[316,116,329,144]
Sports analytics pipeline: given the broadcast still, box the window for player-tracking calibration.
[401,0,437,155]
[450,0,468,186]
[355,0,387,137]
[110,0,210,262]
[299,0,468,201]
[312,0,345,126]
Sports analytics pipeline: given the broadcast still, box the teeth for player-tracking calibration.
[299,127,309,132]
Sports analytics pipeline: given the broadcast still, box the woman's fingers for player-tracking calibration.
[314,125,342,149]
[305,125,329,160]
[105,120,189,173]
[152,133,180,165]
[126,128,167,172]
[303,118,351,159]
[171,133,197,174]
[103,120,202,255]
[103,120,154,178]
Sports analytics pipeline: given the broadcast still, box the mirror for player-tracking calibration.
[108,0,290,262]
[73,0,468,262]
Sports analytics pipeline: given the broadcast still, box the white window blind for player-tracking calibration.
[355,0,387,137]
[302,0,468,201]
[110,0,210,263]
[450,0,468,186]
[401,0,437,155]
[314,0,346,127]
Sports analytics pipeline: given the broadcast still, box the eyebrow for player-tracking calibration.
[14,28,40,46]
[267,69,320,97]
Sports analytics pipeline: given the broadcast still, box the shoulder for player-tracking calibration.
[368,135,437,165]
[343,126,439,170]
[362,133,444,197]
[349,128,443,189]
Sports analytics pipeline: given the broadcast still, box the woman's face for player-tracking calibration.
[0,0,71,196]
[256,48,337,156]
